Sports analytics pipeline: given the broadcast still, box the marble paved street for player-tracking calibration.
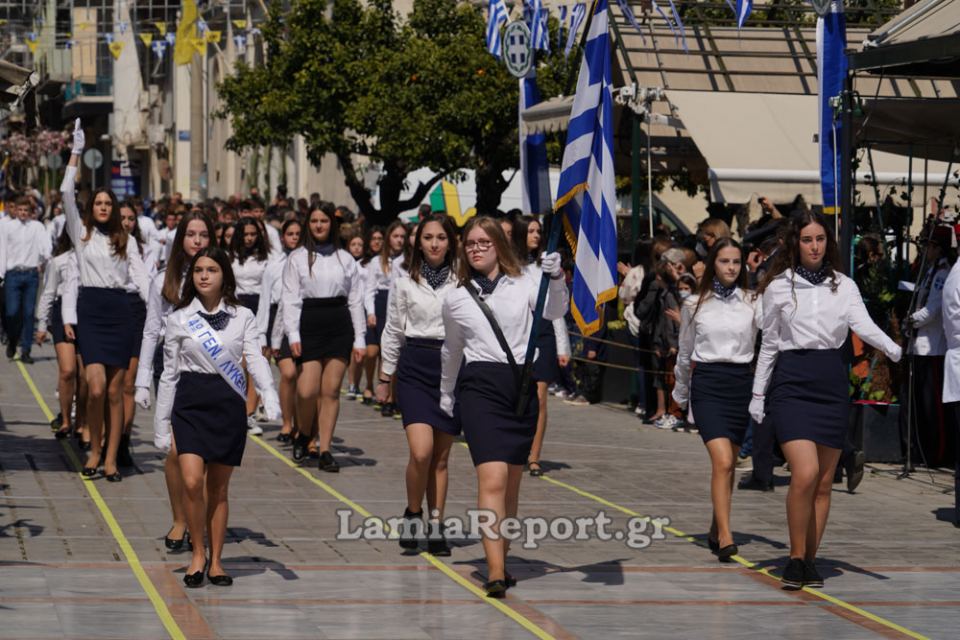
[1,345,958,639]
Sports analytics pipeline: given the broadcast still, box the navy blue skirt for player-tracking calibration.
[172,372,247,466]
[691,362,752,445]
[365,289,389,347]
[396,338,459,435]
[76,287,133,368]
[458,362,538,466]
[238,293,260,316]
[768,349,849,450]
[49,298,70,345]
[532,317,561,384]
[267,302,293,360]
[127,292,147,359]
[300,297,352,362]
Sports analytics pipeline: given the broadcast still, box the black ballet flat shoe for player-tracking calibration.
[398,508,423,550]
[707,536,720,553]
[717,544,739,563]
[505,572,517,588]
[165,528,189,552]
[50,414,63,431]
[81,454,101,477]
[183,562,207,588]
[292,435,310,463]
[781,558,805,590]
[207,571,234,587]
[79,440,92,452]
[104,470,122,483]
[802,560,824,588]
[527,462,544,477]
[54,425,72,440]
[380,402,393,418]
[117,435,134,468]
[318,451,339,473]
[19,354,34,365]
[484,580,508,598]
[276,432,292,444]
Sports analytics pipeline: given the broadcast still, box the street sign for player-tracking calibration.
[83,148,103,170]
[504,21,533,79]
[46,153,63,170]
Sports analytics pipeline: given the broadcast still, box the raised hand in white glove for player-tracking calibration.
[135,387,151,410]
[264,394,281,421]
[540,251,563,279]
[749,395,765,424]
[71,118,85,156]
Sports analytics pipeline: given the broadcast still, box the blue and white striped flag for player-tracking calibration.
[735,0,752,30]
[557,5,568,50]
[486,0,509,59]
[652,0,688,53]
[555,0,618,336]
[520,73,552,215]
[614,0,646,42]
[817,0,847,215]
[526,0,550,52]
[564,3,587,58]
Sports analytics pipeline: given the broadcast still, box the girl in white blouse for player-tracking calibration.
[344,229,368,400]
[750,211,901,589]
[377,214,459,556]
[282,205,365,472]
[61,120,149,482]
[441,216,567,598]
[358,226,384,404]
[135,211,214,552]
[255,218,302,443]
[673,238,761,562]
[155,246,279,587]
[118,202,150,467]
[365,220,407,417]
[230,216,271,429]
[35,230,79,439]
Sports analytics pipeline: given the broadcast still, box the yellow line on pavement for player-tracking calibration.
[16,362,186,640]
[247,435,555,640]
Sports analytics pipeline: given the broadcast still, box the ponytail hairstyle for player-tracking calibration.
[759,210,842,295]
[82,188,128,259]
[162,212,216,305]
[176,246,242,310]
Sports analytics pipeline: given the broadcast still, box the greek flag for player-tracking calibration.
[486,0,509,59]
[520,73,551,215]
[555,0,618,336]
[564,3,587,58]
[557,5,568,50]
[735,0,752,30]
[614,0,646,41]
[652,0,688,52]
[817,1,847,214]
[527,0,550,52]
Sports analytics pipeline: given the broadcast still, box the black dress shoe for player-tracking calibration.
[484,580,507,598]
[398,508,423,550]
[183,562,207,588]
[738,474,774,492]
[5,343,16,359]
[505,572,517,588]
[292,434,310,462]
[19,354,34,364]
[165,528,189,551]
[50,414,63,430]
[802,560,824,588]
[104,470,122,483]
[781,558,805,590]
[207,571,233,587]
[318,451,339,473]
[717,544,739,562]
[79,440,92,451]
[707,536,720,553]
[117,435,134,467]
[54,425,72,439]
[845,449,866,493]
[81,454,101,477]
[380,402,393,418]
[276,432,292,444]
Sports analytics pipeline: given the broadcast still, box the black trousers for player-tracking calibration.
[948,402,960,525]
[900,355,953,468]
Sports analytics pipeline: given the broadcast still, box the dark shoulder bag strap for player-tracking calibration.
[464,283,521,385]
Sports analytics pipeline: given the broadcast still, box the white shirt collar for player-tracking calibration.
[185,296,238,317]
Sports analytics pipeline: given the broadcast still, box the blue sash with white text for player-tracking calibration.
[184,312,247,399]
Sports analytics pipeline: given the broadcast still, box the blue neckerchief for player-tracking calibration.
[315,243,335,257]
[198,310,230,331]
[421,261,450,290]
[472,272,504,296]
[796,264,828,285]
[712,277,736,299]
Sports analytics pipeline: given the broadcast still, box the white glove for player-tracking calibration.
[154,428,172,453]
[888,344,903,364]
[71,118,85,156]
[671,386,688,410]
[263,393,281,421]
[135,386,152,410]
[540,252,562,278]
[749,395,765,424]
[440,392,455,418]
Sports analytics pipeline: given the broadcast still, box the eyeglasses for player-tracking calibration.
[464,239,493,253]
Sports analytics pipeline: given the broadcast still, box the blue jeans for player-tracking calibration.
[5,269,40,354]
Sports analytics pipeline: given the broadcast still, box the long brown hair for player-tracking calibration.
[511,215,542,263]
[380,220,406,275]
[162,212,216,305]
[404,213,458,284]
[759,210,841,294]
[303,204,341,274]
[692,237,750,317]
[82,188,128,259]
[456,216,521,286]
[175,247,242,310]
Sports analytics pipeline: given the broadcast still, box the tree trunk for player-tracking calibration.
[474,161,509,216]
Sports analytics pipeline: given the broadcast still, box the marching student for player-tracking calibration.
[154,247,280,587]
[358,226,384,404]
[750,211,901,589]
[364,220,407,417]
[35,230,78,437]
[377,214,459,555]
[673,238,761,562]
[2,195,52,363]
[440,216,567,597]
[941,252,960,523]
[230,216,271,435]
[61,119,150,482]
[344,229,367,400]
[511,215,571,478]
[282,205,365,472]
[135,211,215,551]
[256,218,302,443]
